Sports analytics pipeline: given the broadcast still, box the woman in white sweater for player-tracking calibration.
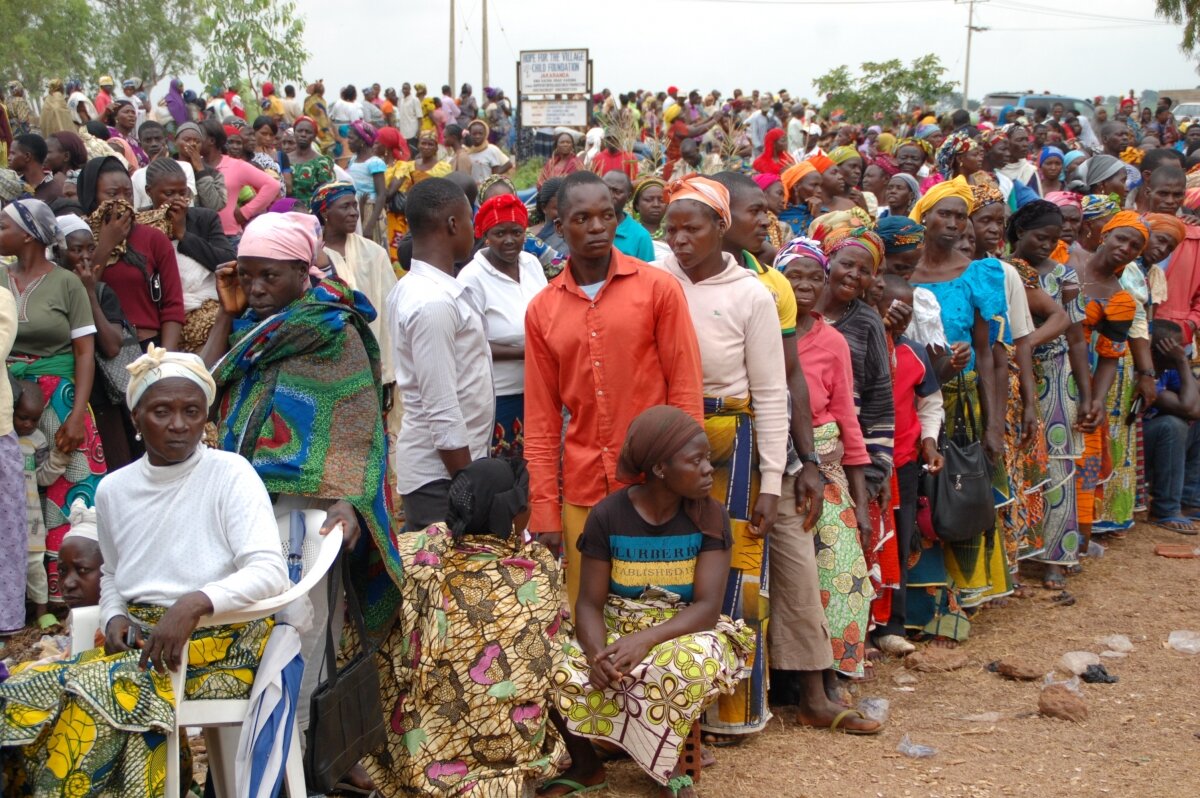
[0,346,288,797]
[655,175,788,742]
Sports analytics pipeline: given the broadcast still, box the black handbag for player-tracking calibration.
[928,375,996,544]
[304,554,387,793]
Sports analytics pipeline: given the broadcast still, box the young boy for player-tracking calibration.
[59,498,103,612]
[13,380,70,629]
[1143,320,1200,531]
[875,275,944,643]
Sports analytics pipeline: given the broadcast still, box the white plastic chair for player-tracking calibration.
[72,509,342,798]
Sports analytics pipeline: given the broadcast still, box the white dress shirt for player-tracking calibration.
[387,260,494,493]
[457,249,548,397]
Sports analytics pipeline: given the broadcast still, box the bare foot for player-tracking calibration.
[539,766,607,796]
[929,636,959,649]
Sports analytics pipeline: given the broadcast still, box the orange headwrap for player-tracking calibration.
[474,193,529,239]
[1100,210,1149,254]
[665,174,731,227]
[806,151,835,174]
[1143,212,1187,245]
[781,162,817,204]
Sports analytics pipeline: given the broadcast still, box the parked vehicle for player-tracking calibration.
[981,92,1095,120]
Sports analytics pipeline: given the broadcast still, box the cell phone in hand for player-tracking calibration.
[1124,394,1144,426]
[126,625,140,648]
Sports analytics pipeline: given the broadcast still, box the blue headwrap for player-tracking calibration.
[1038,146,1064,166]
[876,215,926,254]
[310,181,356,223]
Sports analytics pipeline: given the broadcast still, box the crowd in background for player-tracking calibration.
[0,70,1198,798]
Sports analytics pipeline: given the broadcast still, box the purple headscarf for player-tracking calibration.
[165,78,188,126]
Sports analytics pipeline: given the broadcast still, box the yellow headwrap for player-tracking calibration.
[876,132,897,154]
[910,176,975,223]
[664,104,683,124]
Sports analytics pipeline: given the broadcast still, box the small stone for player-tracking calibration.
[1039,685,1089,722]
[1059,651,1101,675]
[905,648,970,672]
[893,671,919,685]
[997,657,1042,681]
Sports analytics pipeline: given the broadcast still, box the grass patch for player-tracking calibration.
[512,157,545,191]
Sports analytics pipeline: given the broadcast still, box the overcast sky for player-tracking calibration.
[283,0,1196,104]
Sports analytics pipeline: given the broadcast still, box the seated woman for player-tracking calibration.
[0,346,288,797]
[362,458,564,796]
[544,405,753,798]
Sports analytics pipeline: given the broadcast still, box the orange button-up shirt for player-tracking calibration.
[524,248,705,531]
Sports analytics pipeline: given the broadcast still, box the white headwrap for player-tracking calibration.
[55,213,92,239]
[125,344,217,410]
[63,497,99,543]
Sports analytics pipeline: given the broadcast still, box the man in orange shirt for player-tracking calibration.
[524,171,705,613]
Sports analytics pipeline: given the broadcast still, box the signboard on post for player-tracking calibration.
[518,49,589,96]
[520,99,589,127]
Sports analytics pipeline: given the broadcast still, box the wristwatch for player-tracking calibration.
[798,451,821,467]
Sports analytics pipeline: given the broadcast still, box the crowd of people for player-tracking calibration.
[0,70,1198,798]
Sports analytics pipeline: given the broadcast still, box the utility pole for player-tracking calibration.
[959,0,988,110]
[449,0,456,93]
[482,0,490,92]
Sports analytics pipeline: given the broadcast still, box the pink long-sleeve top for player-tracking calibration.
[213,155,279,235]
[795,312,869,465]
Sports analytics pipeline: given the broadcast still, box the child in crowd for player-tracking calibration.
[875,275,944,644]
[12,379,71,630]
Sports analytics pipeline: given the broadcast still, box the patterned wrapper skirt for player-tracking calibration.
[1094,351,1138,534]
[700,396,769,735]
[0,604,270,797]
[553,590,752,785]
[1031,345,1083,565]
[812,422,875,676]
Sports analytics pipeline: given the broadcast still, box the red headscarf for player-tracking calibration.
[375,126,411,162]
[474,193,529,239]
[752,128,794,175]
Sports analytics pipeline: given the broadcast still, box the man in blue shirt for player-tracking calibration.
[603,170,656,262]
[1143,320,1200,533]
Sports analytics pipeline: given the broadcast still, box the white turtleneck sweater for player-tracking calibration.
[97,446,289,630]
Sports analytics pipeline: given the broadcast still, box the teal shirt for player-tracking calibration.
[613,213,657,263]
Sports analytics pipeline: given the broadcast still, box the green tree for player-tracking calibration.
[198,0,309,97]
[1157,0,1200,68]
[94,0,201,88]
[814,54,957,123]
[0,0,96,92]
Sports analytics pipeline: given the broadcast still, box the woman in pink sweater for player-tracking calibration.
[656,175,787,742]
[199,119,279,237]
[776,235,877,702]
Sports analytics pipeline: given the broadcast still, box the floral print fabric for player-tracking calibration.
[552,589,752,785]
[362,524,565,797]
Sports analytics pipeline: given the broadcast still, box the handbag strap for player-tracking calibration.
[951,373,982,444]
[320,551,373,691]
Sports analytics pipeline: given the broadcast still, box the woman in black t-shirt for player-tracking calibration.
[542,406,751,798]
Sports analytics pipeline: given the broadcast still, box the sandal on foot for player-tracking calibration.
[701,732,745,748]
[876,634,917,657]
[539,777,608,796]
[1155,543,1200,559]
[829,708,882,735]
[1148,516,1199,535]
[1042,573,1067,590]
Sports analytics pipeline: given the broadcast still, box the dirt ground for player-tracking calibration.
[4,524,1197,798]
[599,523,1200,798]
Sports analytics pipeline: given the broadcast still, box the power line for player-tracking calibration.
[990,1,1169,25]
